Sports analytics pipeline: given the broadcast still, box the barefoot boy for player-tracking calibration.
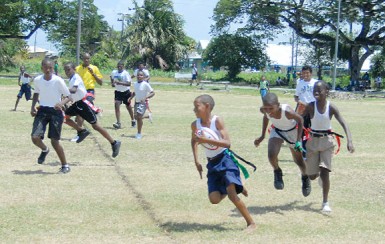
[191,94,256,231]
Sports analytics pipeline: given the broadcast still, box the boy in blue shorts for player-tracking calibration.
[191,94,256,232]
[13,66,33,111]
[30,59,71,174]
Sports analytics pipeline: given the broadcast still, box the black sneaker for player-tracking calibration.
[37,148,49,164]
[58,166,71,174]
[274,168,284,190]
[112,140,121,158]
[113,122,121,129]
[301,175,311,197]
[76,129,90,143]
[131,120,136,128]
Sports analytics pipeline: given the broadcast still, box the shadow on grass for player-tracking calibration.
[160,221,230,232]
[231,200,322,216]
[12,169,56,175]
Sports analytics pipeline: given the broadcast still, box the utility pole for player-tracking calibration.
[332,0,341,91]
[76,0,83,65]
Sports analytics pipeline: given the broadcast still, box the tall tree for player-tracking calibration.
[0,0,64,39]
[46,0,109,56]
[125,0,189,69]
[212,0,385,82]
[203,34,268,79]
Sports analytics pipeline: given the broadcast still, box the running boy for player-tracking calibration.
[13,65,33,111]
[63,62,121,158]
[131,62,152,122]
[30,59,71,174]
[110,61,135,129]
[254,93,311,196]
[302,80,354,212]
[128,70,155,139]
[191,94,256,231]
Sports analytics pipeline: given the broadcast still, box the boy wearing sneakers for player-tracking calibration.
[128,70,155,139]
[30,59,71,174]
[254,93,311,196]
[303,81,354,212]
[63,62,121,158]
[110,61,135,129]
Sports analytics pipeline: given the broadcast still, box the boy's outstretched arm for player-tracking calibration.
[330,104,355,153]
[254,115,269,147]
[191,122,203,179]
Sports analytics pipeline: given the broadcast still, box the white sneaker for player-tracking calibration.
[148,113,153,123]
[71,135,79,142]
[135,133,142,139]
[322,202,332,212]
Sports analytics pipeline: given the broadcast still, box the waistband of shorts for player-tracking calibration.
[310,130,330,138]
[207,149,227,162]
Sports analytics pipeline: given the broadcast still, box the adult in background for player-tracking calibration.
[72,53,103,141]
[110,61,136,129]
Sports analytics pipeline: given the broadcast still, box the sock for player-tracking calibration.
[42,147,49,152]
[111,140,116,145]
[63,164,69,168]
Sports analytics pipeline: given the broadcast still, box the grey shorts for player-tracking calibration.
[134,102,147,116]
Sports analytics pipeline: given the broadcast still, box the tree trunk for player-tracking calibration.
[349,45,361,82]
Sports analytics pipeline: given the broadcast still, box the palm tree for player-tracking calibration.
[125,0,189,70]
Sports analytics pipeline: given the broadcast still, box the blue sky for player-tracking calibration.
[29,0,217,50]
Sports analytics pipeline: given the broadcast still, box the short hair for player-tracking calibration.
[64,62,76,70]
[82,53,91,59]
[118,61,125,66]
[41,58,53,66]
[262,93,279,105]
[315,80,330,91]
[196,94,215,110]
[302,65,312,73]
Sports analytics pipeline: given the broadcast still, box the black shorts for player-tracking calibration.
[17,84,32,100]
[65,100,97,124]
[114,90,131,105]
[31,106,64,140]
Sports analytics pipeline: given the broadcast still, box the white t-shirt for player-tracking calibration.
[111,69,131,92]
[133,81,153,102]
[295,78,317,104]
[34,74,70,107]
[68,73,87,102]
[133,69,150,80]
[20,72,31,84]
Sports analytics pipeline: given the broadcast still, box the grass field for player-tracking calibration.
[0,81,384,243]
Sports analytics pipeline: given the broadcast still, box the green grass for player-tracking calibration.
[0,82,384,243]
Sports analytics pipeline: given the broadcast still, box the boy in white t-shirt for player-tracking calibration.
[63,62,121,158]
[30,59,72,174]
[128,70,155,139]
[110,61,135,129]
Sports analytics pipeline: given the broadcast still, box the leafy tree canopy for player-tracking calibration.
[203,33,268,79]
[0,0,64,39]
[212,0,385,81]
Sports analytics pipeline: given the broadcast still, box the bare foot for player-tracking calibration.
[244,223,257,233]
[242,187,248,197]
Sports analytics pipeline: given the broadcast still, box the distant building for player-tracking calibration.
[27,46,58,59]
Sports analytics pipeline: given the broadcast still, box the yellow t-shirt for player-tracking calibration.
[76,64,103,90]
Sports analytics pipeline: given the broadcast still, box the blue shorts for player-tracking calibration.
[207,150,243,195]
[260,88,268,98]
[192,74,197,80]
[17,84,32,100]
[31,107,64,140]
